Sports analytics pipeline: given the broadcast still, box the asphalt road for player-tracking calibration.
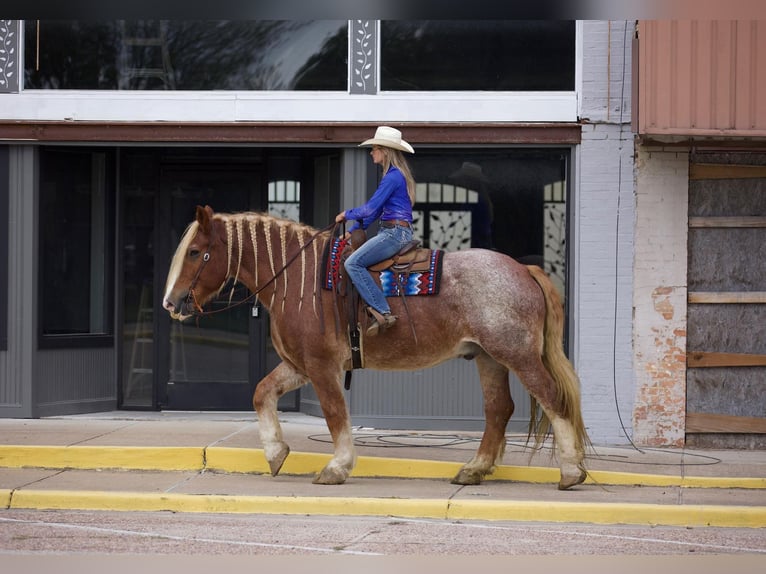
[2,508,766,556]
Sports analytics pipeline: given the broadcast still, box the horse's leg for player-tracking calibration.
[515,358,586,490]
[252,361,309,476]
[309,368,356,485]
[452,352,514,486]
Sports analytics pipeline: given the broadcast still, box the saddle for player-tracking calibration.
[368,240,433,273]
[322,233,444,384]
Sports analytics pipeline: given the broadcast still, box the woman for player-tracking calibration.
[335,126,416,336]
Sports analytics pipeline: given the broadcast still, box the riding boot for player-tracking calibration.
[366,307,397,337]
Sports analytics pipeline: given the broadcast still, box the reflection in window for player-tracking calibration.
[409,150,568,299]
[381,21,575,91]
[39,148,113,340]
[268,180,301,221]
[25,20,348,90]
[413,182,482,252]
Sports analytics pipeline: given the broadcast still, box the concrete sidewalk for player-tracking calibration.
[1,411,765,527]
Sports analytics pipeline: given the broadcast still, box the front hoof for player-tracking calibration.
[451,468,483,486]
[313,465,348,485]
[558,465,587,490]
[267,444,290,476]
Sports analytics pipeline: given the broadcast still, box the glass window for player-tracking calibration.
[409,149,569,298]
[268,179,301,221]
[24,20,348,90]
[39,148,114,344]
[381,21,575,91]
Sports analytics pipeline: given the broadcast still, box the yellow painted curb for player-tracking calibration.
[2,445,764,490]
[585,469,766,490]
[0,445,203,471]
[8,489,766,528]
[446,499,766,528]
[0,489,11,508]
[9,489,448,520]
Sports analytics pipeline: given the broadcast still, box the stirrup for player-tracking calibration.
[366,307,396,337]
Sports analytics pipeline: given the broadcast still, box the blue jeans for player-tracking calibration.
[344,223,413,315]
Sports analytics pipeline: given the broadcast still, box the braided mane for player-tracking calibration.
[214,212,322,314]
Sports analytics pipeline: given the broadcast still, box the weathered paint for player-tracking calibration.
[633,147,689,447]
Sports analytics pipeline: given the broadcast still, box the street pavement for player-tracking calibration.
[1,410,765,528]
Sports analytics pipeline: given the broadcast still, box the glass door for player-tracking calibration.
[161,162,261,410]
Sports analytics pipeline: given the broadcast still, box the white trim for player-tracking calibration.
[1,90,578,123]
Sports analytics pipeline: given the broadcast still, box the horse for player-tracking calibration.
[163,205,589,489]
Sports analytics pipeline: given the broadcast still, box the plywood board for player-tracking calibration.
[688,292,766,303]
[687,351,766,367]
[690,163,766,180]
[686,412,766,433]
[689,216,766,228]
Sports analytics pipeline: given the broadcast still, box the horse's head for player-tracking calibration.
[163,205,229,321]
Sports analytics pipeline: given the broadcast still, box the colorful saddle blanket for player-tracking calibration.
[322,237,443,297]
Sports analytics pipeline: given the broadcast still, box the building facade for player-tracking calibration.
[0,20,645,445]
[633,20,766,448]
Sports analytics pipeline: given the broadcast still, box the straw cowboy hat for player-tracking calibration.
[359,126,415,154]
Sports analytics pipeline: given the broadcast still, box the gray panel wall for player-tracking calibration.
[299,362,532,433]
[0,145,117,418]
[35,348,116,416]
[0,146,35,417]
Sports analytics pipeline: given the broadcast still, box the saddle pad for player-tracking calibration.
[379,249,443,297]
[322,237,443,297]
[322,236,351,291]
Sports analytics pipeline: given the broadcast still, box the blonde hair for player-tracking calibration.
[381,148,416,205]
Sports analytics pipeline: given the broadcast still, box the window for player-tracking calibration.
[24,20,348,91]
[381,21,575,91]
[409,149,569,298]
[39,148,114,346]
[268,180,301,221]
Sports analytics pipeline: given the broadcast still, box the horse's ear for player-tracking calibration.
[196,205,214,235]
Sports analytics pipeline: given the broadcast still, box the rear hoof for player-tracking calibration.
[451,468,483,486]
[313,465,349,485]
[558,465,587,490]
[267,444,290,476]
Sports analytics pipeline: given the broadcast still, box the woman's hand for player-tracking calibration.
[335,211,346,223]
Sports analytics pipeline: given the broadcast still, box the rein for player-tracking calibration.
[185,221,339,317]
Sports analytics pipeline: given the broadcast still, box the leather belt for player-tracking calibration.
[380,219,411,228]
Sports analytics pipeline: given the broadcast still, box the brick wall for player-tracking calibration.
[632,147,688,446]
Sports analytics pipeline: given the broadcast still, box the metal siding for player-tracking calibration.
[348,362,532,432]
[36,348,116,415]
[298,362,532,432]
[0,146,36,417]
[638,20,766,135]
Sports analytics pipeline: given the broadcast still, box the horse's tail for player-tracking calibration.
[525,265,589,457]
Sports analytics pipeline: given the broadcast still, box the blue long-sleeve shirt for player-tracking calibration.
[345,166,412,232]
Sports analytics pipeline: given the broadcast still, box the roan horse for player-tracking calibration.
[163,205,589,489]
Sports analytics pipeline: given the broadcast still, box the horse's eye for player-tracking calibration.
[188,249,200,259]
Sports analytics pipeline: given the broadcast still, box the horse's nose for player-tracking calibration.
[162,297,176,313]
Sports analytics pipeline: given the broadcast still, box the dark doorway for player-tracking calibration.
[119,147,339,412]
[160,162,263,410]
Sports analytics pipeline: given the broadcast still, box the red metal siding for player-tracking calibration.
[637,20,766,136]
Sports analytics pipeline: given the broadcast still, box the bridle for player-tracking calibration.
[182,221,339,318]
